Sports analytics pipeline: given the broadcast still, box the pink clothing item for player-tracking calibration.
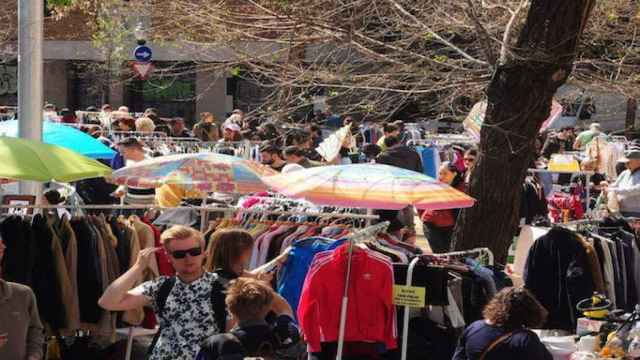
[257,225,293,267]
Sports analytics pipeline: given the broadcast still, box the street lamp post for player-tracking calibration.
[18,0,44,196]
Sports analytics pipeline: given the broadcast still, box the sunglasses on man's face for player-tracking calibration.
[464,157,476,162]
[170,247,202,259]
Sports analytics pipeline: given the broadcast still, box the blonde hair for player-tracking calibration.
[135,117,156,133]
[160,225,204,250]
[225,278,274,320]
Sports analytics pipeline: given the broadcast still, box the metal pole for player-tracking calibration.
[18,0,44,196]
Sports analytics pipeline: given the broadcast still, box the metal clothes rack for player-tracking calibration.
[238,196,379,224]
[235,206,379,221]
[407,136,477,148]
[400,247,494,360]
[336,221,390,360]
[429,247,495,266]
[0,203,235,232]
[0,203,380,227]
[109,131,168,139]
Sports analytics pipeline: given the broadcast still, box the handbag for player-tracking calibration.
[479,331,515,360]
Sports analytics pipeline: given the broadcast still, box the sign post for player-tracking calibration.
[132,38,154,80]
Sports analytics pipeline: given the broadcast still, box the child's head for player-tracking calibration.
[225,278,274,322]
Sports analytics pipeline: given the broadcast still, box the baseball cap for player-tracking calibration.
[224,123,241,132]
[282,164,305,173]
[619,149,640,163]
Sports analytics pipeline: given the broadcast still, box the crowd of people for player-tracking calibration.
[5,100,640,360]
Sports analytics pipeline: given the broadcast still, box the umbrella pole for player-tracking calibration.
[200,195,207,232]
[336,237,354,360]
[336,221,389,360]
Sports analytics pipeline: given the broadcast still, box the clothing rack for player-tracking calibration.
[235,207,379,221]
[400,247,494,360]
[407,136,476,147]
[241,195,316,208]
[528,168,593,217]
[0,203,235,232]
[337,221,390,360]
[429,247,495,266]
[108,131,168,140]
[0,203,379,227]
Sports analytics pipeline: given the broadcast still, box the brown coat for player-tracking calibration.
[48,214,81,333]
[122,222,144,325]
[577,234,606,294]
[130,217,159,278]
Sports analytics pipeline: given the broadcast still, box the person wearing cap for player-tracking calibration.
[114,116,136,132]
[221,123,243,142]
[223,112,244,129]
[99,104,113,129]
[573,123,602,150]
[605,149,640,217]
[260,144,287,172]
[112,138,156,206]
[43,103,59,122]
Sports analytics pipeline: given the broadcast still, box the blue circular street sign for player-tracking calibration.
[134,45,153,62]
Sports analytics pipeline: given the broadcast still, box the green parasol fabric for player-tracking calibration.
[0,136,113,182]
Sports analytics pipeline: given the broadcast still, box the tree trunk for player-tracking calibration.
[626,97,637,138]
[453,0,596,264]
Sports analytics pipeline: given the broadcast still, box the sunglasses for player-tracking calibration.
[170,247,202,259]
[463,158,476,162]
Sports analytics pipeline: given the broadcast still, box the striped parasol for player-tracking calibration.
[463,99,563,141]
[261,164,475,210]
[109,153,276,194]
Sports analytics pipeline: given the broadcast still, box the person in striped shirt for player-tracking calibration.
[112,138,156,206]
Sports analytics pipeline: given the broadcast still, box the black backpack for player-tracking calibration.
[146,276,227,358]
[219,332,277,360]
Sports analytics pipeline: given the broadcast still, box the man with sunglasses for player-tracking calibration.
[99,225,227,359]
[463,148,478,189]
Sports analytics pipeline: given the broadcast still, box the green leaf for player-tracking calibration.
[230,67,241,77]
[433,55,449,63]
[47,0,73,6]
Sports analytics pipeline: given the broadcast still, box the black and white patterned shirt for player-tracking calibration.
[139,272,222,359]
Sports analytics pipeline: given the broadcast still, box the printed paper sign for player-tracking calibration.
[392,285,426,308]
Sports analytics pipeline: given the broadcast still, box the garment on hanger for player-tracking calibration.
[298,243,397,353]
[524,227,595,331]
[415,146,441,178]
[277,237,347,315]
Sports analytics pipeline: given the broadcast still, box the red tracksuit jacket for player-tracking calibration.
[297,244,397,353]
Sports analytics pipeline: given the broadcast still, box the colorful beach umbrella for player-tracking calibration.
[0,137,112,182]
[463,100,563,141]
[0,120,116,159]
[109,153,276,194]
[261,164,475,210]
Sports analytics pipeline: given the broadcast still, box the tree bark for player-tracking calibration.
[626,97,637,138]
[453,0,596,264]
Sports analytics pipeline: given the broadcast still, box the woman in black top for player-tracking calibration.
[204,229,291,331]
[453,287,552,360]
